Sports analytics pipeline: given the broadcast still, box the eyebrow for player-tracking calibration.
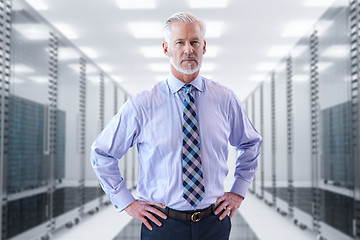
[173,37,201,42]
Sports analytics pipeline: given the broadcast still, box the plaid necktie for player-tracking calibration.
[182,84,205,208]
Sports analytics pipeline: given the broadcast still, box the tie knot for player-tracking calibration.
[185,84,192,95]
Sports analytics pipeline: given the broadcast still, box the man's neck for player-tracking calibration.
[170,66,199,84]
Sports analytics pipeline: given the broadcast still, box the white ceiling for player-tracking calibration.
[23,0,337,99]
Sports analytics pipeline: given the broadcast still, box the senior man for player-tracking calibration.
[91,12,262,240]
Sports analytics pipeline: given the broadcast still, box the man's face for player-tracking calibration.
[163,22,206,75]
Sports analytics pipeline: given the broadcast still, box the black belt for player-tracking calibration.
[155,205,215,222]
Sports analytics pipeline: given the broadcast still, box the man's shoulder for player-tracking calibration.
[130,80,169,105]
[202,76,235,97]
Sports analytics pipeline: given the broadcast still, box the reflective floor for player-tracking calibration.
[113,211,259,240]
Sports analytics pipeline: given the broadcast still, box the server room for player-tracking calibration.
[0,0,359,239]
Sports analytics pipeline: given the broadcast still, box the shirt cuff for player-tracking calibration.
[230,178,250,199]
[109,187,136,212]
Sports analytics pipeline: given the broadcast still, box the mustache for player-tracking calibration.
[181,55,198,63]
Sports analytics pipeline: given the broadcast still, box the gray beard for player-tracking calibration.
[169,56,201,75]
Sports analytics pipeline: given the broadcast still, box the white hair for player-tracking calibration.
[163,12,206,42]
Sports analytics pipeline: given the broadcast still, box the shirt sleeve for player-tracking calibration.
[228,94,262,199]
[90,98,141,212]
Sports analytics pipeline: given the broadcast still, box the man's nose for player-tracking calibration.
[184,42,193,54]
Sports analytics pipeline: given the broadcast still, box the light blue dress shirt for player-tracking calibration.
[90,73,262,212]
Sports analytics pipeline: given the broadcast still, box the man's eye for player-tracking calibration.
[176,42,183,45]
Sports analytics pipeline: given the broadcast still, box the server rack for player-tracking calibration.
[0,0,138,239]
[245,1,358,239]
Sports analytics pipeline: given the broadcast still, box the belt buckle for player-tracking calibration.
[191,211,201,222]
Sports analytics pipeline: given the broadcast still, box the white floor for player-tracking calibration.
[52,186,316,240]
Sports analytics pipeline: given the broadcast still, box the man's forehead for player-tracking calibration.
[170,22,202,38]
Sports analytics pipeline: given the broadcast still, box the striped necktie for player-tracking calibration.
[182,84,205,208]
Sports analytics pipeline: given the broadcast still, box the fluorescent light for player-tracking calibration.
[190,0,228,8]
[206,21,225,38]
[267,45,292,57]
[25,0,48,11]
[58,47,80,61]
[256,62,277,72]
[201,62,215,72]
[116,0,156,9]
[87,64,99,74]
[14,64,35,73]
[88,76,99,84]
[80,47,99,59]
[128,22,163,39]
[13,24,49,40]
[111,75,124,83]
[291,46,307,57]
[149,63,169,72]
[322,45,348,58]
[29,76,48,84]
[293,74,309,82]
[12,77,25,84]
[282,21,314,38]
[98,63,113,73]
[249,75,266,82]
[140,46,166,58]
[53,23,78,39]
[304,0,335,7]
[204,46,219,58]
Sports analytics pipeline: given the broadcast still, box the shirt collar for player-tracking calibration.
[167,72,204,94]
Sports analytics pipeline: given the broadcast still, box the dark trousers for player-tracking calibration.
[141,208,231,240]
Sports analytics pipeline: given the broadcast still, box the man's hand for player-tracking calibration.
[125,200,167,230]
[214,192,244,220]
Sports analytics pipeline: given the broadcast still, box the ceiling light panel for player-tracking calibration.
[204,46,219,58]
[53,23,78,39]
[189,0,228,8]
[249,75,266,82]
[282,21,314,38]
[13,24,49,40]
[58,47,80,61]
[128,22,163,39]
[304,0,335,7]
[267,45,292,57]
[149,63,169,72]
[98,63,113,72]
[116,0,156,9]
[79,47,99,59]
[322,45,348,58]
[14,64,35,73]
[256,62,277,72]
[140,46,166,58]
[205,21,225,38]
[25,0,48,11]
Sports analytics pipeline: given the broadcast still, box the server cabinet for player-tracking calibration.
[254,87,263,199]
[53,40,83,230]
[273,60,288,215]
[4,1,52,238]
[262,77,274,206]
[84,63,103,214]
[317,5,353,240]
[291,36,313,231]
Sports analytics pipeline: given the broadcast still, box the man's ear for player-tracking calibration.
[203,40,207,55]
[162,42,170,57]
